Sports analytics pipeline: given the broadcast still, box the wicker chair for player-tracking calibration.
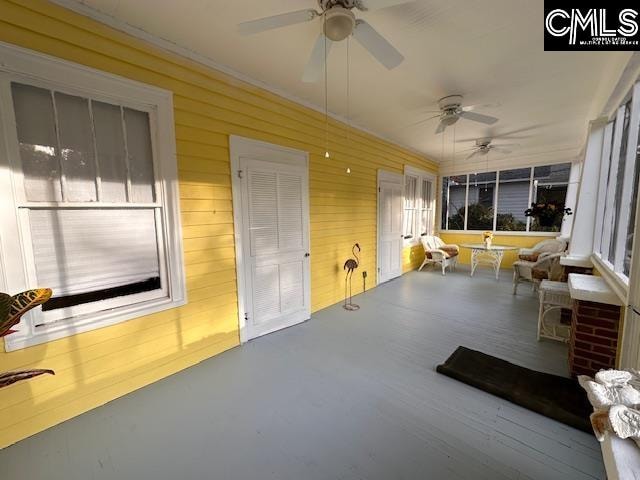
[419,235,459,275]
[512,251,565,294]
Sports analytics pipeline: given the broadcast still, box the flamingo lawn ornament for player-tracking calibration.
[343,243,361,311]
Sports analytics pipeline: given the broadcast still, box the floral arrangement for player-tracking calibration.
[482,231,494,241]
[524,201,572,227]
[0,289,54,389]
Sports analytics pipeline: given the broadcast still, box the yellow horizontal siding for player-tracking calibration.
[0,0,436,448]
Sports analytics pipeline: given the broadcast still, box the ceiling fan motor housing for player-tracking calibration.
[323,6,356,41]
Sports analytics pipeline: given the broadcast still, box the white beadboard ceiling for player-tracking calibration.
[60,0,631,171]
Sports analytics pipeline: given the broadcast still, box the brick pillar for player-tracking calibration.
[569,300,621,377]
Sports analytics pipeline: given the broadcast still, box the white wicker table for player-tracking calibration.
[538,280,572,342]
[460,244,519,280]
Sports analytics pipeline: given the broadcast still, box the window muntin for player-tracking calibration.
[441,163,571,233]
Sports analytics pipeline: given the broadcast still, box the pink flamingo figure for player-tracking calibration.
[343,243,361,310]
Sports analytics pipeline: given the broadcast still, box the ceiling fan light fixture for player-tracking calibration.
[323,7,355,41]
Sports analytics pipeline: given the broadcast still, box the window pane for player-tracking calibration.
[421,178,432,209]
[530,163,571,232]
[124,108,155,203]
[403,176,417,237]
[624,115,640,275]
[55,92,97,202]
[496,168,530,231]
[442,175,467,230]
[92,101,127,202]
[611,101,632,263]
[467,172,496,230]
[11,83,62,201]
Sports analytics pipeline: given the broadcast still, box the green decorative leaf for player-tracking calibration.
[0,369,55,389]
[0,288,52,337]
[0,293,16,337]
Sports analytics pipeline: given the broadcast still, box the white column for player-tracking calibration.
[562,118,607,268]
[560,161,582,239]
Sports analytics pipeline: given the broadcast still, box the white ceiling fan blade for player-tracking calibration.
[352,20,404,70]
[466,150,480,160]
[435,121,446,134]
[405,114,441,129]
[359,0,415,11]
[462,102,501,112]
[493,143,520,148]
[491,147,512,155]
[302,33,333,83]
[238,9,318,35]
[459,110,499,125]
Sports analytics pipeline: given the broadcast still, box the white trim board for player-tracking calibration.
[48,0,433,163]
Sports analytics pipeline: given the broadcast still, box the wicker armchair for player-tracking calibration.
[512,252,565,294]
[419,235,459,275]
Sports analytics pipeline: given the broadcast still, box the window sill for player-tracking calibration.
[439,230,560,237]
[590,253,629,305]
[4,295,187,352]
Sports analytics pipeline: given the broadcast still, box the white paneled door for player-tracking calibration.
[378,171,404,284]
[231,137,310,342]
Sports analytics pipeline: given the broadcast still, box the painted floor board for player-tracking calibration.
[0,267,605,479]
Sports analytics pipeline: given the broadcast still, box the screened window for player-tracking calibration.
[496,168,530,231]
[0,45,184,351]
[467,172,496,230]
[530,163,571,232]
[442,175,468,230]
[441,163,572,233]
[594,80,640,283]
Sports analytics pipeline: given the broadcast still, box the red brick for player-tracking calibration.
[581,351,612,365]
[576,324,594,334]
[572,357,589,367]
[574,340,592,351]
[594,329,619,339]
[592,345,617,356]
[577,316,617,329]
[575,333,613,346]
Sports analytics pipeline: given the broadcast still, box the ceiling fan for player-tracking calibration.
[415,95,500,134]
[463,138,518,160]
[238,0,412,83]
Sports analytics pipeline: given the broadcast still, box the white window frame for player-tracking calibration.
[0,42,186,351]
[403,166,436,246]
[440,162,574,236]
[593,81,640,289]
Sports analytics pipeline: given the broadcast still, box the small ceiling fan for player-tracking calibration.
[238,0,412,83]
[415,95,500,134]
[463,138,518,160]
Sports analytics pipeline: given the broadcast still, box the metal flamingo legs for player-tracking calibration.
[343,243,360,311]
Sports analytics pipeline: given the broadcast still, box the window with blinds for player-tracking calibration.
[0,44,184,351]
[9,82,166,326]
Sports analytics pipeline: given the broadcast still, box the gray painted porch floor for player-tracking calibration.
[0,267,605,479]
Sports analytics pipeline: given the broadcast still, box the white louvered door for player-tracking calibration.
[239,156,310,340]
[378,171,404,284]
